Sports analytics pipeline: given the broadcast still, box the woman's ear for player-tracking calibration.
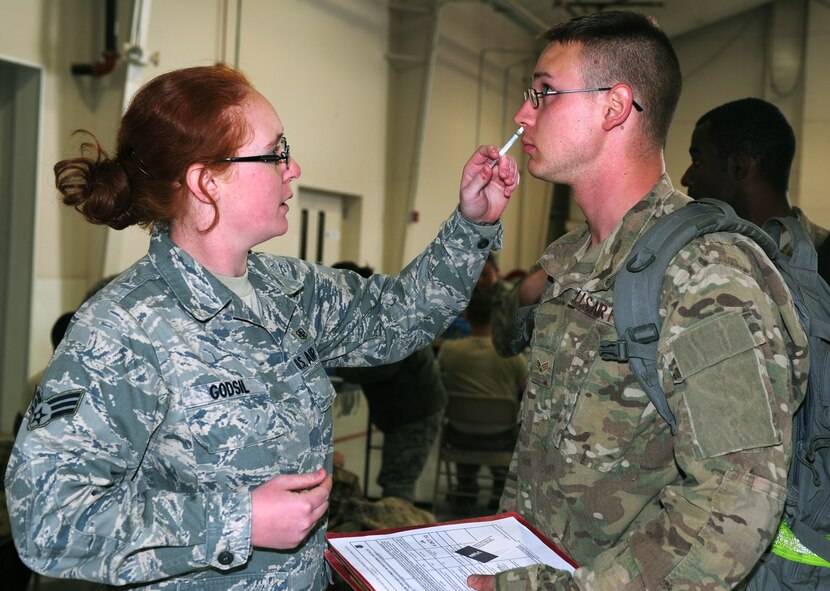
[184,163,218,204]
[601,83,638,131]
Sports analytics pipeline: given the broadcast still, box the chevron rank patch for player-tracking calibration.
[27,386,85,430]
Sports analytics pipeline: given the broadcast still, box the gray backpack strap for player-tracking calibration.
[600,198,778,435]
[765,216,830,343]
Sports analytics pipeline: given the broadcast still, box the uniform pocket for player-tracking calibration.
[667,310,779,459]
[184,379,283,453]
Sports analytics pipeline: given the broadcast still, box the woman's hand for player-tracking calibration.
[458,146,520,225]
[250,468,332,549]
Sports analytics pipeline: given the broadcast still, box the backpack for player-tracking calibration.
[598,198,830,588]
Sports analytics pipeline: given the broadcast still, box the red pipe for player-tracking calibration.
[71,0,119,77]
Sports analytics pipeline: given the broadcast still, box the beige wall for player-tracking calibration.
[668,0,830,227]
[1,0,131,426]
[1,0,829,432]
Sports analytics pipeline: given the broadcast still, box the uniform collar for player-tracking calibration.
[539,174,689,295]
[148,227,303,321]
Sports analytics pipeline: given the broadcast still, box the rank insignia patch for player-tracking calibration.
[27,387,85,430]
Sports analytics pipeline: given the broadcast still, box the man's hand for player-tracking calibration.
[250,468,332,549]
[467,574,495,590]
[459,145,520,224]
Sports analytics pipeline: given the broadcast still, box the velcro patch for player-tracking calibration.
[672,310,777,458]
[293,345,320,372]
[27,387,85,430]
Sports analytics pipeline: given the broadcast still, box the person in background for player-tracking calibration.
[819,235,830,286]
[468,11,806,591]
[5,64,518,590]
[332,259,446,504]
[437,291,527,513]
[681,96,828,247]
[437,253,508,349]
[336,346,445,503]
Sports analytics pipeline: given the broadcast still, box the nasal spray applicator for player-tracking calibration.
[489,126,524,168]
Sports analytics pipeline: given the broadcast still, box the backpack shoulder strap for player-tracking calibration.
[764,216,830,342]
[599,198,777,435]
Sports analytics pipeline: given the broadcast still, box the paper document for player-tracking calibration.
[326,513,576,591]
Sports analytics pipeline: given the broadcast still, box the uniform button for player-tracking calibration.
[477,239,490,249]
[217,551,234,565]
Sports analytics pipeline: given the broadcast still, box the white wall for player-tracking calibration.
[399,3,548,270]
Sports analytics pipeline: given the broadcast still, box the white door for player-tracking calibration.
[297,189,343,265]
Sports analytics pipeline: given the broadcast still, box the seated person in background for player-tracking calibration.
[437,291,527,511]
[681,97,828,247]
[332,261,447,503]
[336,347,446,503]
[502,268,527,285]
[436,253,508,350]
[333,258,446,504]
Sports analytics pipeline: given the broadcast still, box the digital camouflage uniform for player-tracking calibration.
[5,208,501,590]
[496,176,809,590]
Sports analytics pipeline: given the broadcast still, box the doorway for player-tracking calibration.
[0,59,41,433]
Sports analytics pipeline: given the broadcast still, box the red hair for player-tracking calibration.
[55,64,256,230]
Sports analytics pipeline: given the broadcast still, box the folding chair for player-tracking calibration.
[431,393,518,514]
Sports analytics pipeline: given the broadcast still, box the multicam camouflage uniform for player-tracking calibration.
[496,176,809,590]
[5,209,501,590]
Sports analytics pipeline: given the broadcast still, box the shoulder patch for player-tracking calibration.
[27,387,85,430]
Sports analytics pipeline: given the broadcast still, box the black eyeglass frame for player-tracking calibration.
[524,87,643,112]
[216,136,290,168]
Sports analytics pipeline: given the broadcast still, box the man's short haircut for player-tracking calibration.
[696,97,796,193]
[542,10,682,147]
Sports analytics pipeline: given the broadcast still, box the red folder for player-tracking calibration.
[325,512,578,591]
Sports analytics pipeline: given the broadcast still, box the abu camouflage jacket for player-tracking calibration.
[5,208,500,590]
[497,176,808,590]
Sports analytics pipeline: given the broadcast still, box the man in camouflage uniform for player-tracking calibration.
[5,66,520,590]
[468,12,808,591]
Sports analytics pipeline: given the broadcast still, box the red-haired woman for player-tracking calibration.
[5,64,518,590]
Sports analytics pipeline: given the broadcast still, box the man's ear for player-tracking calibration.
[184,163,218,204]
[729,151,751,182]
[601,83,637,131]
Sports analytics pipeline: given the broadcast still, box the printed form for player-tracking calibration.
[327,514,576,591]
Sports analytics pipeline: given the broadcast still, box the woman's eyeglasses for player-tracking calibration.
[216,136,290,168]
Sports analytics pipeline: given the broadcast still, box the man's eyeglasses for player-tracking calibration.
[524,87,643,112]
[217,136,290,168]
